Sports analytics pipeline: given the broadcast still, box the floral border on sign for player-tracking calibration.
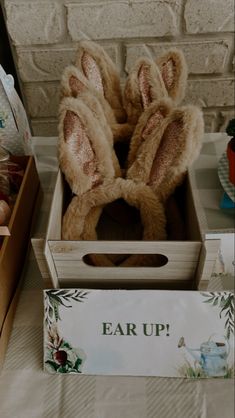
[44,290,89,374]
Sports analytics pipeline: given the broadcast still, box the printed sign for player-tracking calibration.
[44,290,234,378]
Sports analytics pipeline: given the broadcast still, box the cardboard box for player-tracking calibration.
[33,169,220,290]
[0,156,40,333]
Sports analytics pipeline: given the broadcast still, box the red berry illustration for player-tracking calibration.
[54,350,67,366]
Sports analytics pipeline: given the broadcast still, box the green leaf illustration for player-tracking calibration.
[75,357,82,371]
[45,289,90,327]
[203,297,215,303]
[61,341,72,350]
[45,360,60,371]
[58,366,68,373]
[201,292,234,339]
[53,302,61,322]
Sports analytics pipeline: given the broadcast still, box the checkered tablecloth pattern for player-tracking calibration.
[0,135,234,418]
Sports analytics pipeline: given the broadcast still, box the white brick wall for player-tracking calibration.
[3,0,235,136]
[125,40,232,74]
[66,1,181,40]
[5,2,65,45]
[184,0,234,34]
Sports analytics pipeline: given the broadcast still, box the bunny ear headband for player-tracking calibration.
[75,40,126,123]
[58,41,203,267]
[60,41,188,144]
[59,100,203,267]
[60,97,168,267]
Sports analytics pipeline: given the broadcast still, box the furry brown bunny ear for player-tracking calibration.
[61,65,134,144]
[75,41,126,122]
[127,98,173,168]
[61,66,115,123]
[156,49,188,104]
[127,105,204,201]
[61,65,89,98]
[123,57,168,126]
[58,97,119,196]
[73,91,121,177]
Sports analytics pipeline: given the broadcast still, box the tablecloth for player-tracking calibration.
[0,135,234,418]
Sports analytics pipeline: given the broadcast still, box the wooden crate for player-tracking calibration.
[0,156,40,333]
[32,169,220,290]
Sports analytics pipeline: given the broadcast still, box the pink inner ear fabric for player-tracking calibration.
[142,111,164,140]
[161,59,175,89]
[69,75,85,96]
[138,65,152,109]
[64,110,101,187]
[82,52,104,95]
[149,119,183,188]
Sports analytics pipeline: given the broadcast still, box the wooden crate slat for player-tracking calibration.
[55,260,197,281]
[31,238,50,280]
[39,169,219,288]
[49,240,201,262]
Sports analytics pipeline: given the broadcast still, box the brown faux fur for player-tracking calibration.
[59,99,203,266]
[60,97,168,267]
[156,48,188,104]
[127,98,173,168]
[127,105,204,202]
[58,45,204,268]
[123,57,168,125]
[58,97,119,196]
[61,65,116,123]
[68,93,121,177]
[61,65,134,143]
[152,106,204,201]
[62,178,167,266]
[75,41,126,122]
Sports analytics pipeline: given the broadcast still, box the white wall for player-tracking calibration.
[3,0,235,136]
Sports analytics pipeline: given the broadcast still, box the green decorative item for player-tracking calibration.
[226,118,235,138]
[226,118,235,185]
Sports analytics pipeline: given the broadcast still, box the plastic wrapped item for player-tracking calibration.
[0,65,32,155]
[0,159,24,203]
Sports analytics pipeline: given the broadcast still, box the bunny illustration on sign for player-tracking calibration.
[178,335,230,377]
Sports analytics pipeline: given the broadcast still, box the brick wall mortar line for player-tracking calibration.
[11,33,235,52]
